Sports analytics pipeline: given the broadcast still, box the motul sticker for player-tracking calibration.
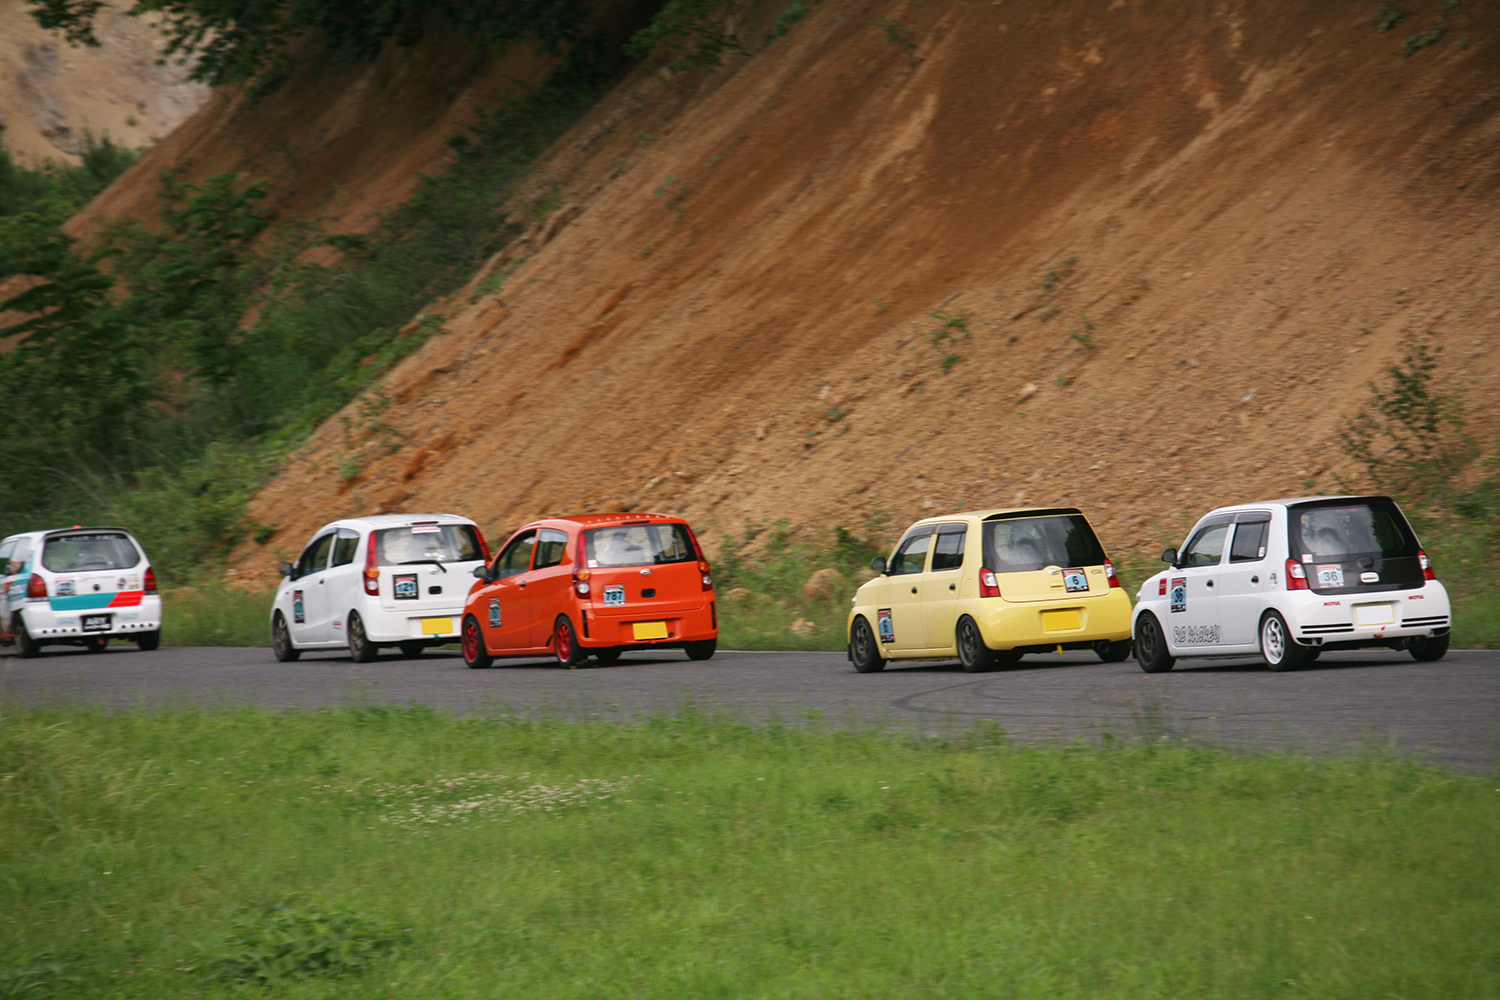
[1169,578,1187,613]
[877,608,894,644]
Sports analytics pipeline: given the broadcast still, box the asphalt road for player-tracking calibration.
[3,645,1498,772]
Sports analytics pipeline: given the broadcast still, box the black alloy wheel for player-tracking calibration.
[849,616,884,673]
[956,615,1000,673]
[1134,613,1175,673]
[271,612,300,662]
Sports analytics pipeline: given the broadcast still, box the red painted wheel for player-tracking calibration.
[554,616,584,667]
[462,614,492,669]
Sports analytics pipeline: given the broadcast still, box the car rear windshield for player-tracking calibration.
[376,524,483,566]
[586,523,696,568]
[42,532,140,572]
[982,515,1106,572]
[1288,499,1418,560]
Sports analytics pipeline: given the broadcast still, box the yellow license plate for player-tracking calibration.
[421,617,455,636]
[1042,609,1082,632]
[632,621,669,641]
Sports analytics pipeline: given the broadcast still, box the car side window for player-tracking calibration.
[1180,524,1230,568]
[0,539,15,576]
[1229,521,1269,563]
[298,533,336,577]
[929,526,967,572]
[890,531,934,576]
[330,528,361,568]
[534,529,569,570]
[494,531,537,579]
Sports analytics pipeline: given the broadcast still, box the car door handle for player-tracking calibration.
[910,587,917,594]
[1206,580,1214,587]
[949,583,956,591]
[1251,575,1259,584]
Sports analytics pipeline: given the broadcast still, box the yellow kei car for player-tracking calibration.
[847,507,1133,673]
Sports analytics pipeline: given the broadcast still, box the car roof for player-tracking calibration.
[311,513,478,533]
[904,506,1085,529]
[3,527,138,543]
[1194,495,1385,518]
[520,512,688,530]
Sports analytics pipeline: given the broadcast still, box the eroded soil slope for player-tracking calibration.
[209,0,1498,577]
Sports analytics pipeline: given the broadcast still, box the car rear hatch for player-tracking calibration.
[41,530,146,614]
[1288,497,1425,596]
[982,510,1114,603]
[375,522,486,614]
[584,521,707,620]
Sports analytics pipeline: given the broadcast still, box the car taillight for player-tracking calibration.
[1419,550,1436,581]
[144,567,158,593]
[26,573,46,599]
[979,568,1000,599]
[363,531,380,595]
[1104,559,1121,588]
[573,532,591,597]
[1286,558,1308,591]
[699,559,713,591]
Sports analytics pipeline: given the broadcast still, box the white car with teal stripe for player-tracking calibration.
[0,527,162,657]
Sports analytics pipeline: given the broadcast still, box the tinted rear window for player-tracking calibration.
[1288,500,1417,560]
[376,524,483,566]
[586,524,696,568]
[982,515,1105,572]
[42,533,140,572]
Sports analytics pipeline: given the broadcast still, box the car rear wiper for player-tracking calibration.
[396,559,448,573]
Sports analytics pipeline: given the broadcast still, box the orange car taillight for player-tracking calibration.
[573,532,591,597]
[685,524,712,591]
[1286,559,1309,591]
[1419,550,1436,581]
[1104,559,1121,588]
[979,568,1000,598]
[363,531,380,596]
[144,567,158,593]
[26,573,47,599]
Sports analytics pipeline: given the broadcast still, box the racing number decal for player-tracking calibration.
[877,608,894,644]
[488,597,501,628]
[1169,578,1187,614]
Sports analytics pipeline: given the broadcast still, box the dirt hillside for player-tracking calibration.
[0,0,208,162]
[79,0,1500,578]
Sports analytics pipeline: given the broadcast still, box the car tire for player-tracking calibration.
[461,614,492,669]
[684,638,717,661]
[1094,639,1133,663]
[347,612,379,663]
[136,630,160,652]
[849,616,885,673]
[956,615,1000,673]
[554,616,585,667]
[1134,613,1175,673]
[85,637,108,653]
[398,641,426,659]
[14,618,40,659]
[1260,611,1309,671]
[271,612,300,662]
[1409,633,1449,662]
[593,646,622,665]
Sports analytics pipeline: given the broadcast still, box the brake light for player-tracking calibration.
[26,573,46,599]
[1286,558,1308,591]
[363,530,380,595]
[979,568,1000,598]
[573,532,591,597]
[1104,559,1121,588]
[1419,550,1436,581]
[686,525,712,590]
[144,567,158,594]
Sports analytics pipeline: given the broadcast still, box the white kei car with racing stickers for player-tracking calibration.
[1131,495,1451,672]
[0,526,163,657]
[271,514,488,662]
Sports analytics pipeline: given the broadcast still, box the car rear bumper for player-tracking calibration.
[976,589,1133,650]
[578,605,716,648]
[363,608,466,642]
[17,597,163,640]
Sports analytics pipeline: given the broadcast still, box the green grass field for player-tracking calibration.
[2,707,1497,999]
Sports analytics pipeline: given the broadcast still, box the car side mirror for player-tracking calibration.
[1160,548,1178,567]
[870,556,887,574]
[472,564,487,579]
[280,562,295,579]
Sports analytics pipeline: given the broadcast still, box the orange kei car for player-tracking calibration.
[461,513,718,667]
